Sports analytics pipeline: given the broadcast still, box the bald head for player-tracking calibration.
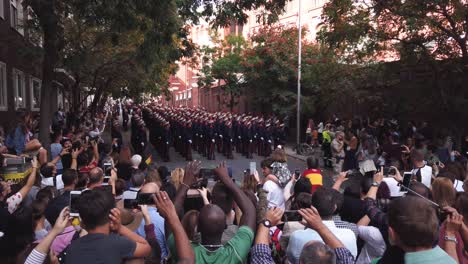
[300,241,335,264]
[198,204,226,239]
[140,182,160,194]
[89,167,104,185]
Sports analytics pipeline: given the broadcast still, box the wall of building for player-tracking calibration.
[0,0,67,127]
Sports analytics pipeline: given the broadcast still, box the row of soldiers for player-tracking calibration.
[131,104,287,161]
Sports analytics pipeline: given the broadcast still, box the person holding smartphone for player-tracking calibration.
[64,188,151,263]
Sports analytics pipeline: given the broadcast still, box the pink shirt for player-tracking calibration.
[51,226,77,254]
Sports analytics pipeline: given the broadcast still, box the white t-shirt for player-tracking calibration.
[356,226,386,264]
[41,174,64,190]
[411,165,432,188]
[263,180,285,210]
[454,179,464,192]
[382,177,405,197]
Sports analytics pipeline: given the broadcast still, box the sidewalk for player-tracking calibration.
[284,146,308,162]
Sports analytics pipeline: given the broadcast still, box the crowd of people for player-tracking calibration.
[0,101,467,264]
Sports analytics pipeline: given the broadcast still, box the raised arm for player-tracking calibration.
[25,207,70,264]
[251,208,283,264]
[332,171,349,191]
[174,161,201,218]
[109,208,151,258]
[299,207,355,264]
[214,162,256,230]
[91,141,99,162]
[19,157,38,199]
[154,191,195,264]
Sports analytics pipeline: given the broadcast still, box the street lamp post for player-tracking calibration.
[296,0,302,147]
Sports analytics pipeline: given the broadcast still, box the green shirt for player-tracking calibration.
[370,246,456,264]
[168,226,254,264]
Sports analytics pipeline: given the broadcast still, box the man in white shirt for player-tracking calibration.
[261,158,285,210]
[410,149,432,188]
[287,187,357,264]
[356,225,386,264]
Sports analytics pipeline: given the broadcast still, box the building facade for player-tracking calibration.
[0,0,69,126]
[166,0,329,111]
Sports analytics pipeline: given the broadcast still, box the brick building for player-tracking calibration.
[166,0,330,112]
[0,0,70,126]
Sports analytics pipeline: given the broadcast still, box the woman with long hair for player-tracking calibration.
[432,177,456,207]
[241,170,259,194]
[171,168,185,190]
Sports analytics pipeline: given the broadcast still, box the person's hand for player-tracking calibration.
[71,148,80,159]
[49,249,59,264]
[109,208,122,232]
[443,206,459,215]
[401,145,410,153]
[140,204,151,225]
[264,207,283,226]
[197,187,208,200]
[31,156,38,169]
[153,191,177,220]
[213,161,231,184]
[183,160,202,187]
[60,147,70,157]
[253,169,260,183]
[336,171,349,183]
[390,166,403,182]
[445,212,463,235]
[373,167,384,184]
[299,207,325,231]
[52,207,70,235]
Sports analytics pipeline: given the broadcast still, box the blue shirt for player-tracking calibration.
[135,207,167,257]
[50,143,63,170]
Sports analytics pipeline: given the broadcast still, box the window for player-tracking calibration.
[0,62,7,111]
[13,69,26,109]
[188,90,192,99]
[0,0,5,19]
[10,0,24,35]
[30,77,40,110]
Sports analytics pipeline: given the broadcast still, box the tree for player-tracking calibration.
[318,0,467,63]
[26,0,292,146]
[196,34,247,111]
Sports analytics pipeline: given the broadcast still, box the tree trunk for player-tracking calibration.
[38,21,60,148]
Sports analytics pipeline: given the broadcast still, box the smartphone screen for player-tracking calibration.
[137,193,155,205]
[282,210,302,222]
[199,168,216,179]
[103,176,111,185]
[70,191,82,217]
[400,172,413,192]
[249,162,256,174]
[103,163,112,177]
[294,169,301,178]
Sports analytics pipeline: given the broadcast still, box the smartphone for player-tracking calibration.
[102,176,111,185]
[249,162,256,174]
[69,191,82,217]
[103,162,112,177]
[137,193,156,205]
[294,169,301,178]
[383,167,396,177]
[199,168,216,179]
[400,172,413,192]
[282,210,302,222]
[123,199,138,209]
